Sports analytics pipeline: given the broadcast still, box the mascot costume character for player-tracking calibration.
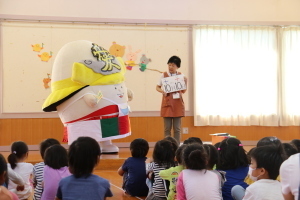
[43,40,132,153]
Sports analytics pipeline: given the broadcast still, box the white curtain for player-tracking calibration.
[280,27,300,125]
[193,25,279,126]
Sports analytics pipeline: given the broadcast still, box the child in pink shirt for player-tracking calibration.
[41,145,71,200]
[176,144,222,200]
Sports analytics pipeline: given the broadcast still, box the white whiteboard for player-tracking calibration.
[1,22,190,114]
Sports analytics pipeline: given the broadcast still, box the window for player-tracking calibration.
[193,25,300,126]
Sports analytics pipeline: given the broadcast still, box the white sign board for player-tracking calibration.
[162,75,186,93]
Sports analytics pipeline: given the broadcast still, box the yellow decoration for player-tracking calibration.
[109,41,125,57]
[31,43,44,52]
[38,51,53,62]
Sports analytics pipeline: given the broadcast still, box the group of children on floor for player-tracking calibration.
[118,136,300,200]
[0,135,299,200]
[0,137,112,200]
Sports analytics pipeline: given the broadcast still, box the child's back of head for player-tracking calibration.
[0,154,7,185]
[282,143,297,158]
[153,140,176,168]
[216,138,248,170]
[183,144,207,170]
[40,138,60,160]
[164,136,179,154]
[290,139,300,153]
[250,145,286,180]
[44,144,68,169]
[130,138,149,158]
[203,144,218,170]
[7,141,28,169]
[175,144,187,165]
[183,137,203,145]
[257,136,282,148]
[68,137,101,178]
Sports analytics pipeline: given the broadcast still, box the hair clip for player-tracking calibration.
[13,151,16,154]
[238,144,243,146]
[217,148,221,150]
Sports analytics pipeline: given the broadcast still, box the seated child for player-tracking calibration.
[216,138,249,200]
[55,137,113,200]
[203,144,226,190]
[231,146,285,200]
[41,144,71,200]
[159,144,186,200]
[280,153,300,200]
[0,154,19,200]
[118,138,149,196]
[176,143,222,200]
[33,138,60,200]
[146,140,176,200]
[8,141,33,200]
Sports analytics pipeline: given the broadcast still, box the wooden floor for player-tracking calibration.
[1,146,254,200]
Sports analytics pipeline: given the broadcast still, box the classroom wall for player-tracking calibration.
[1,0,300,24]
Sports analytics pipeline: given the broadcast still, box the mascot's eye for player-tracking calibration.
[121,86,123,88]
[115,87,117,89]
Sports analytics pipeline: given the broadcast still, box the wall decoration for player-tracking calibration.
[31,43,44,52]
[38,51,52,62]
[109,41,126,57]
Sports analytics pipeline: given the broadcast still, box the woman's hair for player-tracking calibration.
[68,137,101,178]
[0,154,8,185]
[167,56,181,68]
[250,146,286,180]
[183,144,207,170]
[214,142,221,149]
[130,138,149,158]
[290,139,300,153]
[164,136,179,155]
[216,138,249,170]
[44,144,68,169]
[203,144,218,169]
[183,137,203,145]
[257,136,282,148]
[40,138,60,159]
[282,143,298,158]
[8,141,29,169]
[175,144,187,165]
[153,140,176,168]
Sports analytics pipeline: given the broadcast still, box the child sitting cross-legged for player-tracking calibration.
[118,138,149,197]
[231,146,286,200]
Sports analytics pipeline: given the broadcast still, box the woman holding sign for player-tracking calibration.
[156,56,187,143]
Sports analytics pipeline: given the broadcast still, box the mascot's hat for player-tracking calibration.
[43,40,126,112]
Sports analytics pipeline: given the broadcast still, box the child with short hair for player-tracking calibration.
[216,138,249,200]
[41,144,71,200]
[159,144,186,200]
[7,141,33,200]
[55,137,113,200]
[33,138,60,200]
[231,146,285,200]
[0,154,19,200]
[282,143,298,158]
[118,138,149,196]
[176,143,222,200]
[146,139,176,200]
[290,139,300,153]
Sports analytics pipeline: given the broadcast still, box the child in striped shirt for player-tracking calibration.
[32,138,60,200]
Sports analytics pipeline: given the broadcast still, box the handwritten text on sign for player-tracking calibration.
[162,75,186,93]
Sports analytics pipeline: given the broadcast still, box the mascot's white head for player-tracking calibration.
[43,40,131,148]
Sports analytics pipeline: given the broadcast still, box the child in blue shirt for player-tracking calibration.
[118,138,149,196]
[55,137,113,200]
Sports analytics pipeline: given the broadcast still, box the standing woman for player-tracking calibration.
[156,56,187,143]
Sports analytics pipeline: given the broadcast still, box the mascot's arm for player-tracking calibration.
[127,88,133,101]
[83,94,98,107]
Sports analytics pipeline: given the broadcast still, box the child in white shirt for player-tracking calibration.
[231,146,285,200]
[7,141,33,200]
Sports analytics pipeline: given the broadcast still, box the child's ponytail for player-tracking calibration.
[7,152,18,169]
[8,141,29,169]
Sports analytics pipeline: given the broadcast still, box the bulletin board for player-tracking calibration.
[0,21,190,115]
